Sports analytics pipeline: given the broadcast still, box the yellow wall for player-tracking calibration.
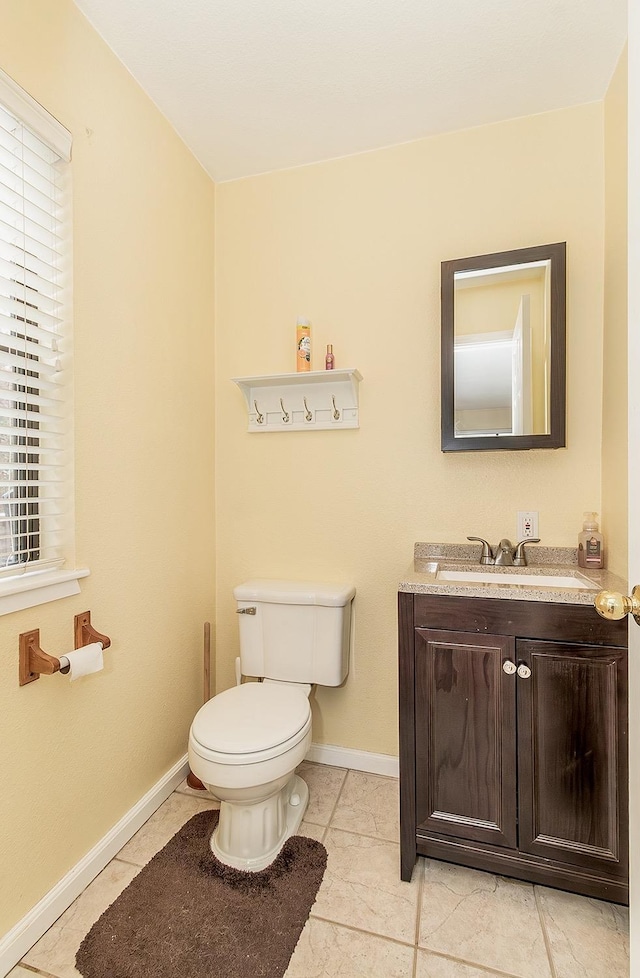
[602,47,628,578]
[215,103,605,757]
[0,1,216,934]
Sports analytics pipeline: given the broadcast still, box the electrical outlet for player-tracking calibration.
[517,511,539,540]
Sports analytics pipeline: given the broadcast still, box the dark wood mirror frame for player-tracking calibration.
[441,242,566,452]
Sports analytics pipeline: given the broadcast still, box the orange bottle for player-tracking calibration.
[296,318,311,372]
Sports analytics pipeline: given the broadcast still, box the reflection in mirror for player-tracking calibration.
[441,243,566,452]
[454,260,549,437]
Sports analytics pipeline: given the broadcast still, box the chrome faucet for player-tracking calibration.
[467,536,540,567]
[467,536,494,564]
[511,538,541,565]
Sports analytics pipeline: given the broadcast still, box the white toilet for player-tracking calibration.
[188,579,355,872]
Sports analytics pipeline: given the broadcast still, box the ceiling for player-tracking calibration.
[72,0,627,183]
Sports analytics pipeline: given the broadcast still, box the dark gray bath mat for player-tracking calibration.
[76,809,327,978]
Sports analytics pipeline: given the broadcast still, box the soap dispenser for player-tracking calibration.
[578,512,604,569]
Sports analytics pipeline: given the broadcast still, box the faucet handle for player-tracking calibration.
[512,538,541,566]
[467,536,494,565]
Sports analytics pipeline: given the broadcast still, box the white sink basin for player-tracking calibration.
[436,570,593,589]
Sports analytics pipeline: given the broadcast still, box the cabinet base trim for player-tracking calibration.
[416,833,628,905]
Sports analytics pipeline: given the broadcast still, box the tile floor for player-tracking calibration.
[9,762,630,978]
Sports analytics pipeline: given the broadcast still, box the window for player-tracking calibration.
[0,70,86,613]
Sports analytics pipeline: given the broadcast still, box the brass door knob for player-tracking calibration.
[594,586,640,625]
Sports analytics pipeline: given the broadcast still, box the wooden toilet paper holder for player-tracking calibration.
[74,611,111,653]
[19,612,111,686]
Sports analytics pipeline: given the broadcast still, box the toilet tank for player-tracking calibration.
[233,579,355,686]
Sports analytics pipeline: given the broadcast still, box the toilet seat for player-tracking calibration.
[190,682,311,765]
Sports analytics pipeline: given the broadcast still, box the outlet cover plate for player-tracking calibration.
[517,511,539,539]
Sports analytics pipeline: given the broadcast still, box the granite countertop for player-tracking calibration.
[399,542,627,606]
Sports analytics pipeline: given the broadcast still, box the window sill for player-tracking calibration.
[0,568,91,617]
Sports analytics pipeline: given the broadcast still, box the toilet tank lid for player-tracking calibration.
[234,579,355,607]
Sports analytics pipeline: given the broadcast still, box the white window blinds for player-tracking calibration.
[0,82,71,578]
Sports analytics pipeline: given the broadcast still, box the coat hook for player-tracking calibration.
[332,395,340,420]
[303,396,313,422]
[253,400,264,424]
[280,398,290,423]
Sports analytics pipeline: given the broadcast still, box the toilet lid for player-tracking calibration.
[191,683,311,755]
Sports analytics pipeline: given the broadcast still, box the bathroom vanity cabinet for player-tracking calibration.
[398,591,629,902]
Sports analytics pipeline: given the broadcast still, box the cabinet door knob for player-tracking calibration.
[517,663,531,679]
[502,660,517,675]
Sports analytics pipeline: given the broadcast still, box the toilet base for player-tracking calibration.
[211,774,309,872]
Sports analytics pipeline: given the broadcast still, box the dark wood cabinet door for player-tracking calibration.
[517,640,628,877]
[415,629,517,848]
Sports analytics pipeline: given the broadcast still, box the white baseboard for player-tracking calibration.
[0,755,189,978]
[306,742,399,778]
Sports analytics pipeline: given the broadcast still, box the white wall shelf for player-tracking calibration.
[233,369,362,432]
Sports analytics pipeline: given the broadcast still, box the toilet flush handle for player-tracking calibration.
[236,606,257,615]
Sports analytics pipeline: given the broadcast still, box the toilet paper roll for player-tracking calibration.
[59,642,104,681]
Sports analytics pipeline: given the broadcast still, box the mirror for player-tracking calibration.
[441,242,566,451]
